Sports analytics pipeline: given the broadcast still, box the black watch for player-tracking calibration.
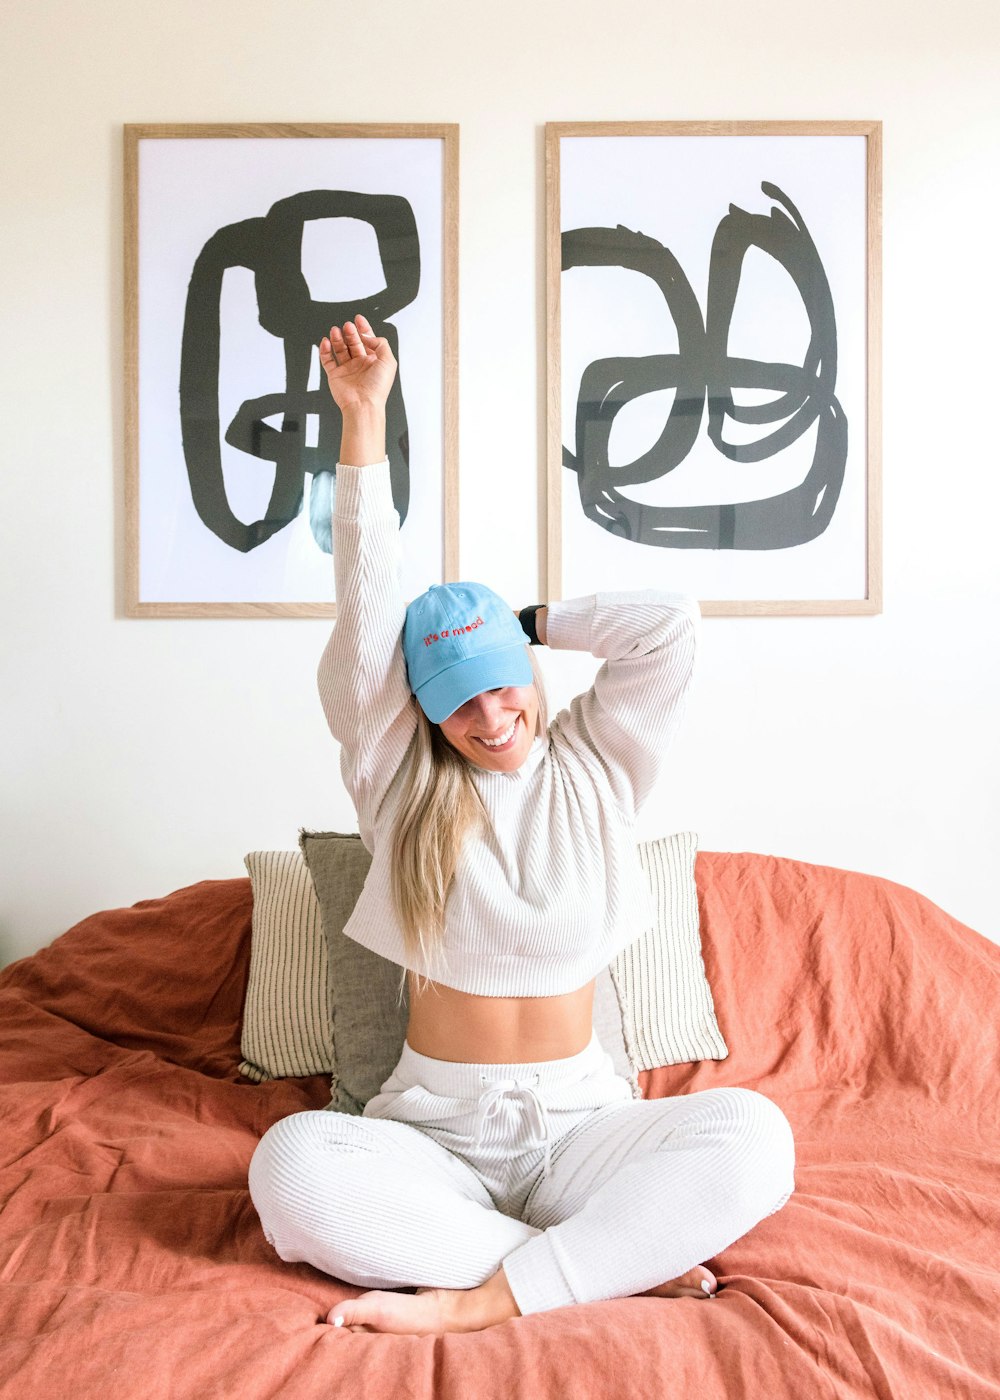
[519,603,545,646]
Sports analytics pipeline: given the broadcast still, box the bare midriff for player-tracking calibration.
[405,973,597,1064]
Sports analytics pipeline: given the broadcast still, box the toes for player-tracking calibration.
[329,1305,368,1329]
[328,1290,398,1332]
[640,1264,720,1300]
[327,1301,363,1329]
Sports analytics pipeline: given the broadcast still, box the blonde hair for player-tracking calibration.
[389,647,549,1004]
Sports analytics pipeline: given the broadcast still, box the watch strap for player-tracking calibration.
[519,604,545,646]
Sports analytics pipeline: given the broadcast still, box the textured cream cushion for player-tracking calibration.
[238,850,332,1082]
[623,832,729,1068]
[238,830,727,1104]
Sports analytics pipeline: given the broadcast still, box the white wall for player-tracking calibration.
[1,0,998,967]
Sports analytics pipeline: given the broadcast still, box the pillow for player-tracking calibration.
[294,832,408,1113]
[627,831,729,1068]
[239,850,333,1082]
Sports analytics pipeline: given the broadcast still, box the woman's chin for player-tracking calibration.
[471,716,529,769]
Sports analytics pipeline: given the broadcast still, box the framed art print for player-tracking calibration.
[125,123,458,616]
[546,121,882,615]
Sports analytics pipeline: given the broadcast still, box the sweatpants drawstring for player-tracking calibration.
[473,1073,553,1177]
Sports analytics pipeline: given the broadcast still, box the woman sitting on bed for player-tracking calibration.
[248,313,796,1336]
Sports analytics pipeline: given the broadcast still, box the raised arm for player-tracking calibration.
[315,317,417,841]
[543,590,700,818]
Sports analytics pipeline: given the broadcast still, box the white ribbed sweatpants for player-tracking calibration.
[248,1031,795,1316]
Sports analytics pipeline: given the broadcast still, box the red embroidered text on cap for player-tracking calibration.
[423,616,486,646]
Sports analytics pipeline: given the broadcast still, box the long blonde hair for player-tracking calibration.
[390,647,549,1001]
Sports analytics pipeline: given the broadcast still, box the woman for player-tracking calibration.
[248,313,795,1336]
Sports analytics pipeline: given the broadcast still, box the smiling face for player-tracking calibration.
[437,684,540,772]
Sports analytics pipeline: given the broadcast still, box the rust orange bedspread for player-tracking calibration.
[1,853,997,1398]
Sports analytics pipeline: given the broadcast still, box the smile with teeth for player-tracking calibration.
[474,716,519,749]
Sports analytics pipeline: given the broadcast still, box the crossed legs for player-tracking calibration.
[248,1086,795,1334]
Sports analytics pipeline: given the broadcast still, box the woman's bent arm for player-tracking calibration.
[544,590,700,817]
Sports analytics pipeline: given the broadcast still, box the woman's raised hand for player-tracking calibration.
[319,314,398,413]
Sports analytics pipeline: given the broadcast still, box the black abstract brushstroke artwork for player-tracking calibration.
[562,183,848,550]
[179,190,418,554]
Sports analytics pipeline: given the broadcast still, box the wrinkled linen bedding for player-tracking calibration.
[1,853,998,1399]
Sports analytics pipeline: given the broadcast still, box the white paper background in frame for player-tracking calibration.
[126,126,457,616]
[550,124,881,615]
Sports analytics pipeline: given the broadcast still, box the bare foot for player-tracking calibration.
[327,1266,520,1335]
[640,1264,718,1299]
[326,1264,718,1334]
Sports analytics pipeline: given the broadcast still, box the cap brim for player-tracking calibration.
[416,644,533,724]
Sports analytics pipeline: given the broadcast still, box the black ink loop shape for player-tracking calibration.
[562,184,848,551]
[179,190,418,553]
[563,225,707,491]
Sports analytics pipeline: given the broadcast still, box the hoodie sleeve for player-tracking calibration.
[544,590,700,818]
[316,459,418,842]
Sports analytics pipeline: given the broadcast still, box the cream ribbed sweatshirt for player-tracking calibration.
[317,459,700,997]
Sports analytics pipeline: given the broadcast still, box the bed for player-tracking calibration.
[1,851,998,1399]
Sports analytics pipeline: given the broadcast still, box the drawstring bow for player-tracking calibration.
[473,1073,553,1176]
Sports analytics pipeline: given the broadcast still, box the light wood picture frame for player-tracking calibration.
[545,121,882,616]
[124,123,459,617]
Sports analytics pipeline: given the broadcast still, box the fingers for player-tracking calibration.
[355,315,397,369]
[318,324,349,370]
[320,317,376,369]
[319,316,397,378]
[354,313,375,339]
[318,325,357,371]
[342,320,370,360]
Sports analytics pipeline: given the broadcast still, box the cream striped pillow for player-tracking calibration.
[613,832,729,1070]
[239,850,333,1081]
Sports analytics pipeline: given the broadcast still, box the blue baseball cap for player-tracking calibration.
[403,581,533,723]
